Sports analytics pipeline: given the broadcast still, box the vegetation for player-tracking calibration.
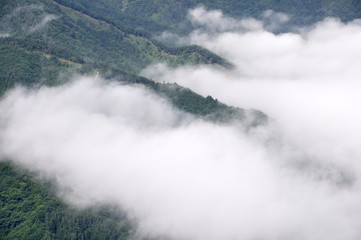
[0,41,79,95]
[0,0,228,75]
[0,162,136,240]
[53,0,361,35]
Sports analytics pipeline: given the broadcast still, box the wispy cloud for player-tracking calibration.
[0,32,10,38]
[0,5,57,35]
[28,14,58,33]
[188,6,263,32]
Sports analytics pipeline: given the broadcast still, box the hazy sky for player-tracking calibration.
[2,7,361,240]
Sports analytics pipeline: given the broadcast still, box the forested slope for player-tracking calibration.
[54,0,361,35]
[0,162,135,240]
[0,0,228,81]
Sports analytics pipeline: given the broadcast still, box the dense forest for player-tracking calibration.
[53,0,361,34]
[0,162,136,240]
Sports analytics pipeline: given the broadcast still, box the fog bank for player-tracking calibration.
[2,6,361,240]
[1,76,361,240]
[143,7,361,179]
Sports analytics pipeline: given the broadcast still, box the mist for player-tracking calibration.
[28,14,57,33]
[1,6,361,240]
[145,7,361,239]
[143,7,361,178]
[0,33,10,38]
[0,5,57,35]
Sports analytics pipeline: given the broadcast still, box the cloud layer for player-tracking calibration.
[2,7,361,240]
[1,76,361,240]
[145,7,361,239]
[143,7,361,174]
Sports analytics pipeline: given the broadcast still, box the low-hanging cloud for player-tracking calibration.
[28,14,58,33]
[159,6,290,45]
[188,6,263,32]
[144,7,361,239]
[0,5,57,35]
[1,75,361,240]
[143,7,361,170]
[0,32,10,38]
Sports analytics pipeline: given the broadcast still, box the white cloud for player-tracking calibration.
[188,6,263,33]
[1,76,361,240]
[141,9,361,239]
[0,32,10,38]
[0,5,57,35]
[262,10,290,31]
[28,14,58,33]
[142,13,361,171]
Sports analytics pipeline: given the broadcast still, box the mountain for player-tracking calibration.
[0,1,264,238]
[53,0,361,34]
[0,162,136,240]
[0,0,358,239]
[0,0,261,122]
[0,0,228,92]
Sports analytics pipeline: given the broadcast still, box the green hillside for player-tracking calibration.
[0,162,136,240]
[53,0,361,35]
[0,0,248,120]
[0,0,228,79]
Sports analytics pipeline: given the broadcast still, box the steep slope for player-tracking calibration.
[0,42,79,94]
[0,0,228,77]
[0,162,135,240]
[53,0,361,35]
[0,0,251,122]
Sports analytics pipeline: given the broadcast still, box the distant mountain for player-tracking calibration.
[54,0,361,35]
[2,0,359,94]
[0,0,228,90]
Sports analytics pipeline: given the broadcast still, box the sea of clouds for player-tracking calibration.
[1,6,361,240]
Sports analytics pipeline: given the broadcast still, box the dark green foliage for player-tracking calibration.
[53,0,361,36]
[0,0,231,101]
[0,0,229,80]
[1,37,84,63]
[153,82,267,126]
[0,162,135,240]
[0,42,78,95]
[156,82,239,119]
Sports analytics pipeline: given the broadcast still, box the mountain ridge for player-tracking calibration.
[1,0,358,239]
